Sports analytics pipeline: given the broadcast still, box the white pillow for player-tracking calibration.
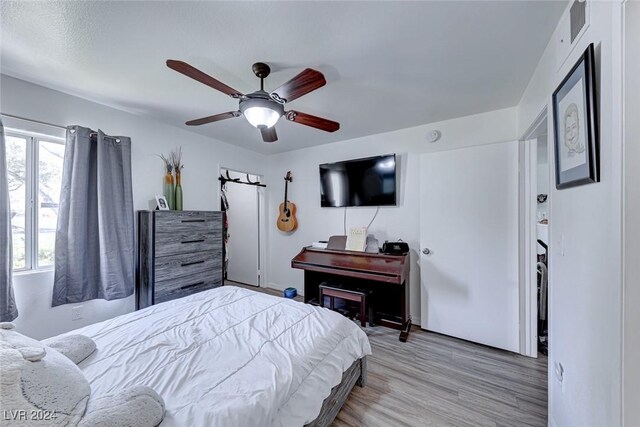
[43,334,97,365]
[0,323,90,426]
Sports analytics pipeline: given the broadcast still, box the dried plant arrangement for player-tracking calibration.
[158,153,174,174]
[171,147,184,173]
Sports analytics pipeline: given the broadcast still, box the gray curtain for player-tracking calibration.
[0,118,18,321]
[52,126,134,307]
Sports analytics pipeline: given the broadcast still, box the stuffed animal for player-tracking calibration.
[0,323,165,426]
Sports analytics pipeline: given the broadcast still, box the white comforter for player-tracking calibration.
[59,286,371,427]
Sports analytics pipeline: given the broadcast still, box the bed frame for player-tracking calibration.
[305,356,367,427]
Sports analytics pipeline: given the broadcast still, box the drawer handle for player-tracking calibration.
[182,219,206,223]
[181,260,205,267]
[180,281,205,290]
[181,239,205,244]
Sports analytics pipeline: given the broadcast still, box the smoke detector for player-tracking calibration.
[426,130,441,143]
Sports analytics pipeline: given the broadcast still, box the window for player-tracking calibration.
[6,129,65,271]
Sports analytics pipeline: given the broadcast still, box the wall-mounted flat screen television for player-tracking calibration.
[319,154,397,207]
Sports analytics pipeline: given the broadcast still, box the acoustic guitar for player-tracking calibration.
[277,171,298,232]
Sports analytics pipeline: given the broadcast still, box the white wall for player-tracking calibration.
[265,107,518,324]
[1,74,267,339]
[516,2,624,425]
[623,1,640,425]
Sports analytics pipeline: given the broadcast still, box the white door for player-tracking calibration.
[225,183,260,286]
[420,142,520,352]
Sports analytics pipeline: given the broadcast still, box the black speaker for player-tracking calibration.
[382,241,409,255]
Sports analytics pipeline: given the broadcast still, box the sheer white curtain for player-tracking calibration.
[52,126,134,306]
[0,118,18,321]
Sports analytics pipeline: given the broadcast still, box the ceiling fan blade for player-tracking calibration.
[285,111,339,133]
[185,111,241,126]
[260,126,278,143]
[167,60,243,98]
[271,69,326,103]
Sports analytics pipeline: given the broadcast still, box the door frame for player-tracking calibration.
[218,166,267,288]
[518,108,550,357]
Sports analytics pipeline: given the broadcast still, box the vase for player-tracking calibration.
[163,171,175,210]
[175,171,183,211]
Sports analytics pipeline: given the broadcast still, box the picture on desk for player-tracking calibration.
[155,195,169,210]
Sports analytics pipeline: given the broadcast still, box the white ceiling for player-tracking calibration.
[0,1,565,154]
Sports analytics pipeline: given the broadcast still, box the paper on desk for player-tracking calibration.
[345,227,367,251]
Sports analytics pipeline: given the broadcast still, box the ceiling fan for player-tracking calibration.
[166,60,340,143]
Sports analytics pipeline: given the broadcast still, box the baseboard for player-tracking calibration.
[266,282,284,291]
[412,316,421,327]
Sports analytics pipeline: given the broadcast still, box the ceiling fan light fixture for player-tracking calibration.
[240,96,284,129]
[244,106,281,128]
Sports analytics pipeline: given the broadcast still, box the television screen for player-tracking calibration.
[319,154,397,207]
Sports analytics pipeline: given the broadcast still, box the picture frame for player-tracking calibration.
[552,43,599,189]
[155,195,170,210]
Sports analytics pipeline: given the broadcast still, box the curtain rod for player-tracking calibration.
[1,112,119,139]
[1,112,67,130]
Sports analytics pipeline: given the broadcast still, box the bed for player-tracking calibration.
[54,286,371,426]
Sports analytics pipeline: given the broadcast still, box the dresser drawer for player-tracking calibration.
[154,250,222,282]
[154,211,221,234]
[154,274,221,304]
[154,231,222,257]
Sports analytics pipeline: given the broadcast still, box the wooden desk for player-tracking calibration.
[291,247,411,341]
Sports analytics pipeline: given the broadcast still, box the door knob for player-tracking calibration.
[422,248,431,255]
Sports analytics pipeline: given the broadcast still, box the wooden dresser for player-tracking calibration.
[136,210,224,309]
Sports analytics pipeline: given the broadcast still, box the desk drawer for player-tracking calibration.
[154,250,221,282]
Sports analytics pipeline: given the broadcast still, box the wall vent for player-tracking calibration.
[555,0,590,71]
[570,0,587,43]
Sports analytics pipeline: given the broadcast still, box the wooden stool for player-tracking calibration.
[319,285,373,327]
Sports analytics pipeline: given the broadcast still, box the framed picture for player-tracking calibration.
[155,195,169,210]
[552,43,599,189]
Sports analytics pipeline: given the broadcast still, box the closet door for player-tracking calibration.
[225,183,260,286]
[419,141,519,352]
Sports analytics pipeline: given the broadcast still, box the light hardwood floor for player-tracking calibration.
[227,282,547,427]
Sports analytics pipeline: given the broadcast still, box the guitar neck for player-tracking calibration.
[283,180,289,209]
